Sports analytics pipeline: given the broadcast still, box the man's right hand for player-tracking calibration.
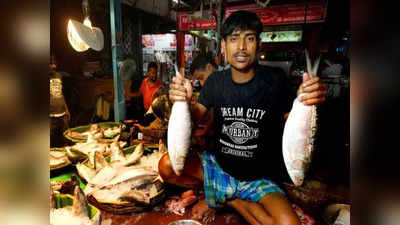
[169,68,193,103]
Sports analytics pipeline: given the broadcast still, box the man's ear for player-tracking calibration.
[257,39,262,50]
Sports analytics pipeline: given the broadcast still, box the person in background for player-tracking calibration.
[190,54,218,87]
[190,55,218,147]
[126,62,163,112]
[50,54,70,147]
[160,10,326,225]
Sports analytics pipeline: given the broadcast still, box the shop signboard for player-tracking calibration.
[178,10,218,31]
[178,2,327,31]
[260,30,302,42]
[142,34,193,51]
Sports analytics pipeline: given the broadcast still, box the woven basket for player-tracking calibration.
[63,122,122,143]
[86,182,165,214]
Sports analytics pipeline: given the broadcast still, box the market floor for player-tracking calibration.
[100,205,247,225]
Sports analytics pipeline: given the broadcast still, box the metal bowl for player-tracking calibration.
[168,219,203,225]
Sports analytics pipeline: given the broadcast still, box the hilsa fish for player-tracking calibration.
[282,94,317,186]
[282,50,320,186]
[167,66,192,176]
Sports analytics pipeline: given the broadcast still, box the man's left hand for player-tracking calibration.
[297,72,327,106]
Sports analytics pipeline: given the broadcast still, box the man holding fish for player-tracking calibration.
[160,10,326,225]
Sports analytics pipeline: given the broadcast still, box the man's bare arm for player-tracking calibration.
[191,102,208,125]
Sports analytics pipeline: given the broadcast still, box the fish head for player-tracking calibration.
[72,185,89,218]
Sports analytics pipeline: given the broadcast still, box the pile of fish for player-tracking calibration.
[50,185,100,225]
[77,140,167,205]
[282,50,320,187]
[64,132,126,164]
[68,124,121,140]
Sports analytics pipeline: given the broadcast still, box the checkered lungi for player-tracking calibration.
[198,151,285,207]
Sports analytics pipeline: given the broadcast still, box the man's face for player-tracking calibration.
[147,67,157,82]
[221,29,260,71]
[193,64,213,87]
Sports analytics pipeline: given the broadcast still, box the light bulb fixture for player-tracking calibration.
[67,0,104,52]
[83,17,92,28]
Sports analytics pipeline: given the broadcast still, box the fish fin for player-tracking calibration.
[124,143,144,166]
[94,151,108,171]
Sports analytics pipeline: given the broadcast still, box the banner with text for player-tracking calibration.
[178,2,327,31]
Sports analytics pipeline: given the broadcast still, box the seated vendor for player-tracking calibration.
[189,54,218,148]
[125,62,163,112]
[159,10,326,225]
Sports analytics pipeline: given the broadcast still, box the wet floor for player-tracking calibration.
[101,205,247,225]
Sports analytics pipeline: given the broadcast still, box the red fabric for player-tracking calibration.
[291,204,315,225]
[139,77,163,110]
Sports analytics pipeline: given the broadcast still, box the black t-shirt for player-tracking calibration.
[198,65,295,181]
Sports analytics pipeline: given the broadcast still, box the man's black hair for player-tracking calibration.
[148,62,157,70]
[222,10,263,40]
[190,54,217,75]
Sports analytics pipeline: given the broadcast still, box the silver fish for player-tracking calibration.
[122,143,144,166]
[91,173,158,203]
[167,66,192,176]
[282,50,320,186]
[76,162,97,182]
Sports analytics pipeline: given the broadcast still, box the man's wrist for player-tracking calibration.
[296,86,302,96]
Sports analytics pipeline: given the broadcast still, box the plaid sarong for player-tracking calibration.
[198,151,285,207]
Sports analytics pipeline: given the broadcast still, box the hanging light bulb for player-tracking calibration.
[83,17,92,28]
[67,0,104,52]
[67,20,90,52]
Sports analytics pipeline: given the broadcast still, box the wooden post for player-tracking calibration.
[177,31,185,70]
